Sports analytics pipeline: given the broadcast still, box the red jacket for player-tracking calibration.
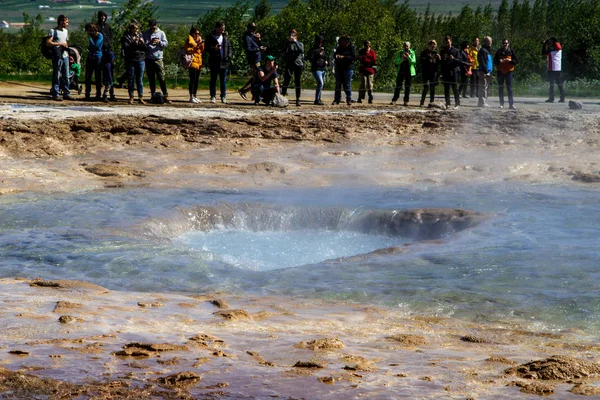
[358,48,377,75]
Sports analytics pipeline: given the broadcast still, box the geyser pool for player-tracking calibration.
[174,229,402,270]
[0,184,599,334]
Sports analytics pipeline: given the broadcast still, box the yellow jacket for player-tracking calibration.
[185,35,204,70]
[468,45,479,70]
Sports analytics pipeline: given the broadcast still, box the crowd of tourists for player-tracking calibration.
[45,14,566,108]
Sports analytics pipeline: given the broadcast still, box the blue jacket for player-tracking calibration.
[477,45,493,74]
[88,33,103,59]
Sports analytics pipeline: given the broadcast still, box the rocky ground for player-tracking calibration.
[1,82,600,398]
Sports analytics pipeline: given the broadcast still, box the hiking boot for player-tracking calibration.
[390,101,396,105]
[165,97,172,104]
[403,102,409,106]
[314,100,324,105]
[332,100,339,105]
[238,90,247,100]
[296,99,301,107]
[357,98,363,103]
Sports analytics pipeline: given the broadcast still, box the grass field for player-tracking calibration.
[1,0,503,31]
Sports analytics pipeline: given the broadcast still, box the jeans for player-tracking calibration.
[443,73,459,107]
[189,67,201,97]
[85,56,102,98]
[51,54,71,97]
[334,68,353,103]
[102,51,114,98]
[313,70,325,102]
[146,58,168,96]
[497,71,514,106]
[548,70,565,101]
[282,65,302,99]
[420,73,437,104]
[126,59,145,97]
[392,73,412,103]
[209,66,227,98]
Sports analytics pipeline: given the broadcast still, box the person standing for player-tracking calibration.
[494,39,518,110]
[121,22,146,104]
[440,35,461,109]
[357,40,376,104]
[238,22,264,100]
[185,27,204,103]
[332,35,357,105]
[468,37,480,98]
[477,36,493,107]
[542,37,565,103]
[391,41,416,106]
[458,40,472,99]
[205,21,233,104]
[47,14,73,101]
[143,20,170,104]
[419,40,440,107]
[96,10,115,102]
[84,23,103,101]
[281,29,304,106]
[308,35,328,105]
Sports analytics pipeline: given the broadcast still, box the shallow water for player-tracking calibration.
[0,184,599,334]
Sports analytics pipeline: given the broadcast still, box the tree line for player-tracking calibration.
[2,0,600,90]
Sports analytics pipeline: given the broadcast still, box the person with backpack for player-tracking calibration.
[143,19,171,104]
[184,27,204,103]
[205,21,233,104]
[47,14,73,101]
[121,22,146,104]
[84,23,103,101]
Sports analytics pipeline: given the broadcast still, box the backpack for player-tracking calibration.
[41,29,58,59]
[179,47,193,69]
[272,92,289,108]
[151,92,166,105]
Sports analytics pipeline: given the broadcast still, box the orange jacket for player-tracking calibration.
[185,34,204,70]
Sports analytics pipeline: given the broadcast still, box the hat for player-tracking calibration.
[266,55,275,61]
[149,19,157,27]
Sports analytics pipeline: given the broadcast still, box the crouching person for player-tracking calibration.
[251,55,280,105]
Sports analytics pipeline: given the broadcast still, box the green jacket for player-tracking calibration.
[395,48,416,76]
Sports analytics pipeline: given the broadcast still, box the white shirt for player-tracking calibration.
[48,27,69,58]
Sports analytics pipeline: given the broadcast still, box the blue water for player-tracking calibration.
[0,184,599,333]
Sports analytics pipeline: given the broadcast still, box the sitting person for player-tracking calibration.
[68,55,82,94]
[251,55,280,105]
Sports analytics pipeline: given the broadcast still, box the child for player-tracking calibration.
[68,55,82,94]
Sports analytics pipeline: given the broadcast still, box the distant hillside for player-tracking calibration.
[0,0,503,31]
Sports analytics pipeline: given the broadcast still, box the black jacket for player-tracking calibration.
[334,43,357,71]
[121,31,146,62]
[98,21,113,52]
[440,45,461,77]
[420,48,439,78]
[282,40,304,68]
[205,31,233,69]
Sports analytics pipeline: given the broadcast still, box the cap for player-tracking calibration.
[266,55,275,61]
[149,19,157,27]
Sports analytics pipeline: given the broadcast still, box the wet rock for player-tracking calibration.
[209,299,230,309]
[244,162,286,174]
[460,335,492,344]
[422,121,441,128]
[53,301,82,313]
[58,315,76,324]
[157,371,201,387]
[509,381,555,396]
[157,357,180,366]
[84,164,146,178]
[570,383,600,396]
[428,102,447,110]
[8,350,30,356]
[295,338,345,350]
[572,171,600,183]
[29,280,60,288]
[213,309,251,320]
[486,356,517,365]
[137,301,164,308]
[505,355,600,380]
[122,342,188,352]
[28,279,108,293]
[568,100,583,110]
[318,376,335,384]
[293,360,326,369]
[113,349,151,357]
[386,334,426,346]
[188,334,225,348]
